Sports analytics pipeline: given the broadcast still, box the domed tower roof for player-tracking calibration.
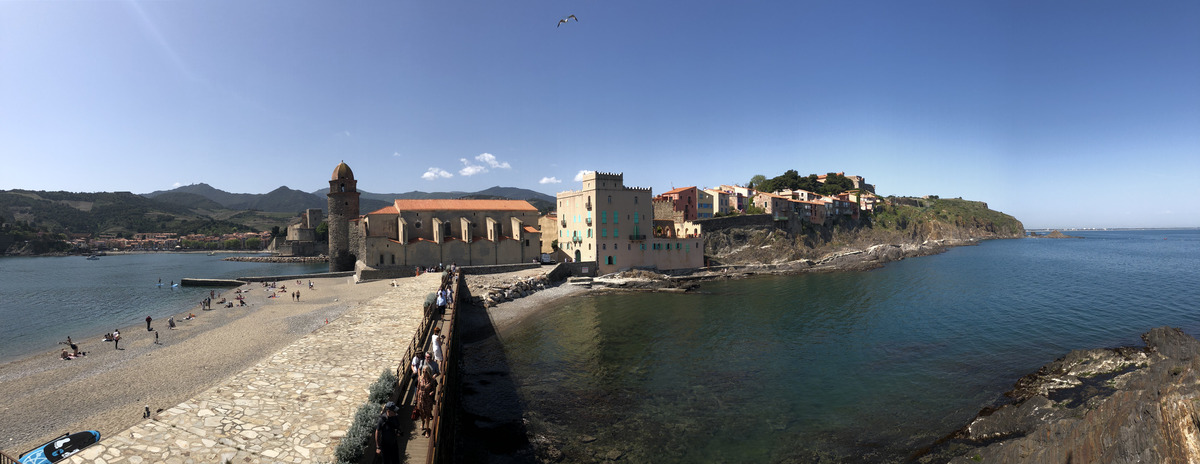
[331,161,354,180]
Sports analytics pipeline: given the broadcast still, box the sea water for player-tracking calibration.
[0,253,326,364]
[485,229,1200,462]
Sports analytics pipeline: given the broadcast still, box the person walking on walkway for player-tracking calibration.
[416,364,438,437]
[375,402,402,464]
[431,326,445,371]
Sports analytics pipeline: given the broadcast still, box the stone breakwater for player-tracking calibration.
[472,275,552,308]
[223,256,327,263]
[923,327,1200,464]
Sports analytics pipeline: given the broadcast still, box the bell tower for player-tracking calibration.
[327,161,360,272]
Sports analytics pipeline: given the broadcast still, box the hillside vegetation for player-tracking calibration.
[705,197,1024,265]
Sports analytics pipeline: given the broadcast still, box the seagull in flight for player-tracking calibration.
[557,15,578,28]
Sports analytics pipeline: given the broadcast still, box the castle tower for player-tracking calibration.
[327,161,360,272]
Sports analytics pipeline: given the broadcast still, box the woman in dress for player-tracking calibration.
[415,364,438,436]
[430,326,444,371]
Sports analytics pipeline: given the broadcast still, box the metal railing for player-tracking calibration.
[1,450,19,464]
[424,273,462,464]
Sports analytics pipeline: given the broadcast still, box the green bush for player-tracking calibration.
[333,369,398,463]
[369,369,398,405]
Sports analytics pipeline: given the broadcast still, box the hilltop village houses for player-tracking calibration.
[316,162,876,278]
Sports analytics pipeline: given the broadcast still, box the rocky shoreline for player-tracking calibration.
[916,327,1200,463]
[222,255,327,263]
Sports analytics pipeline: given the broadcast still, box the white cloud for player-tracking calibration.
[539,177,562,184]
[459,158,486,176]
[574,170,594,182]
[476,153,511,169]
[392,152,402,157]
[421,167,453,181]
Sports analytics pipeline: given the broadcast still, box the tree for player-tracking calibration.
[245,237,262,249]
[270,225,282,237]
[315,221,328,242]
[748,174,767,190]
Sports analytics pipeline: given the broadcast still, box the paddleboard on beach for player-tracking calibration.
[19,430,100,463]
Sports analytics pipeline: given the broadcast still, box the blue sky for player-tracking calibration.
[2,1,1197,229]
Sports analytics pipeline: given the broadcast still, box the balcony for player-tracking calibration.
[561,219,567,227]
[585,217,592,226]
[585,199,592,211]
[628,234,647,241]
[572,235,582,243]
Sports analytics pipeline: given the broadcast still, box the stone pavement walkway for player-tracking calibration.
[62,273,440,464]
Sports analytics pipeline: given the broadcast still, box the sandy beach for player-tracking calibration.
[0,275,394,457]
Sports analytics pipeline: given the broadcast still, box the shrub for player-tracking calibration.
[369,368,398,405]
[333,369,398,463]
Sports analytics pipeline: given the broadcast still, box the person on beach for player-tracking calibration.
[375,402,402,464]
[416,364,438,437]
[168,316,176,329]
[61,349,73,360]
[113,330,121,350]
[431,326,445,370]
[146,315,153,331]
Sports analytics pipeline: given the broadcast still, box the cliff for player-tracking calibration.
[702,198,1025,271]
[921,327,1200,464]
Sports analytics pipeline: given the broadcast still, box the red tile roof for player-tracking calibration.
[523,226,540,234]
[367,205,399,215]
[661,186,695,195]
[391,199,538,212]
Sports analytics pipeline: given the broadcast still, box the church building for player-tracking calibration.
[325,161,542,277]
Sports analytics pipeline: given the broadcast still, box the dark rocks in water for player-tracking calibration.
[931,327,1200,463]
[1029,229,1082,239]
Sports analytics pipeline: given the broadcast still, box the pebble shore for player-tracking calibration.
[0,273,439,463]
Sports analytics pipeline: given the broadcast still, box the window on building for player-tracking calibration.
[602,228,607,237]
[634,196,638,204]
[602,244,606,250]
[606,256,614,265]
[614,228,618,238]
[613,211,618,224]
[608,195,612,203]
[588,229,592,238]
[633,212,639,224]
[641,244,645,250]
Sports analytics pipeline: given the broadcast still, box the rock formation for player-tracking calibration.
[927,327,1200,463]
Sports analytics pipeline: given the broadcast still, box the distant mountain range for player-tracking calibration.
[1,184,556,240]
[145,183,556,214]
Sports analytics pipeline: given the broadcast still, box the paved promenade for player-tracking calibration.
[62,273,439,464]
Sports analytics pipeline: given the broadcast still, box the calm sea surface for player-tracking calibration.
[495,230,1200,462]
[0,253,326,364]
